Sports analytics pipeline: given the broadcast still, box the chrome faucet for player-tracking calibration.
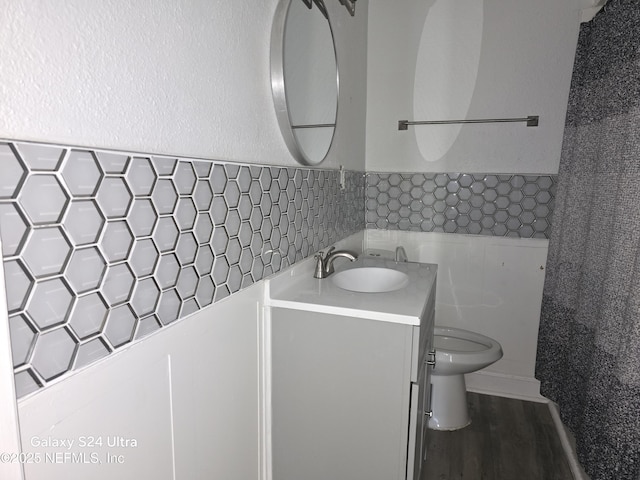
[313,247,358,279]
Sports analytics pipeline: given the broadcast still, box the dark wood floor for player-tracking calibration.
[423,392,574,480]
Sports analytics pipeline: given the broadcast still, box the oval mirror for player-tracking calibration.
[271,0,339,166]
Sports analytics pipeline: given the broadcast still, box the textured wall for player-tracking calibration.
[0,0,368,171]
[0,140,364,398]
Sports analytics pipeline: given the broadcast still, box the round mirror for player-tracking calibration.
[271,0,339,166]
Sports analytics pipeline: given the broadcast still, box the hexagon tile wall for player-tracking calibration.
[366,173,556,237]
[0,141,365,398]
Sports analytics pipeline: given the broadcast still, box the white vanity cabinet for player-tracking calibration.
[267,260,436,480]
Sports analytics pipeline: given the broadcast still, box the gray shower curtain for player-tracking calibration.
[535,1,640,479]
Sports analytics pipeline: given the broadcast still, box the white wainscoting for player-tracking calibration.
[17,283,263,480]
[365,230,548,401]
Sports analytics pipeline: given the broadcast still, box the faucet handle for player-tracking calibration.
[324,246,335,257]
[313,253,325,279]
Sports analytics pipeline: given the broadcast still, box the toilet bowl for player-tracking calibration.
[428,326,503,430]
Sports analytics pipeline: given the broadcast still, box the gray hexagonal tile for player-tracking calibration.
[0,203,29,256]
[239,248,253,275]
[155,253,180,289]
[226,238,242,265]
[194,180,213,211]
[68,293,108,340]
[536,176,554,190]
[176,232,198,266]
[212,256,230,285]
[522,182,539,196]
[135,315,162,339]
[104,304,137,348]
[61,150,102,197]
[128,238,159,278]
[210,164,227,195]
[8,314,36,367]
[95,151,129,174]
[238,195,252,221]
[19,174,68,225]
[4,260,33,313]
[237,166,252,193]
[521,197,537,211]
[127,198,157,237]
[176,266,198,299]
[495,196,510,209]
[238,222,253,248]
[14,369,41,398]
[225,210,241,237]
[100,220,134,262]
[534,204,550,218]
[211,196,227,226]
[193,161,212,178]
[15,143,65,171]
[194,213,213,245]
[22,227,72,278]
[173,162,197,195]
[96,177,133,219]
[533,218,549,232]
[0,143,27,199]
[493,224,508,236]
[175,198,197,231]
[152,178,178,215]
[63,200,105,246]
[493,210,510,224]
[31,327,77,380]
[151,156,177,176]
[249,180,262,205]
[519,211,536,224]
[211,227,229,256]
[180,298,200,317]
[195,245,214,276]
[65,247,107,294]
[101,263,135,306]
[536,190,552,204]
[156,288,181,325]
[153,216,180,253]
[126,157,156,196]
[226,265,243,293]
[195,276,215,307]
[26,278,73,329]
[483,189,498,202]
[131,278,160,317]
[74,337,111,369]
[224,181,241,209]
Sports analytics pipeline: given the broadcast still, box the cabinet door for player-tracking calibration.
[271,308,414,480]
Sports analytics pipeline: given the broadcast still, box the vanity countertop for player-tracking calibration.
[265,256,437,326]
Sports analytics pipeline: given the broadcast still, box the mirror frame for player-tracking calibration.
[270,0,340,166]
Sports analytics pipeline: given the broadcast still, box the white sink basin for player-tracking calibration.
[331,267,410,293]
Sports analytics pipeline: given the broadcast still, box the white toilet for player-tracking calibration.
[428,326,503,430]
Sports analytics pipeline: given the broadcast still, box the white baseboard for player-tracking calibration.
[465,370,546,403]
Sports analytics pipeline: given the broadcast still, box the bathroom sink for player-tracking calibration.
[331,267,409,293]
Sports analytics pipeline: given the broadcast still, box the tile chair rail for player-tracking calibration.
[0,140,365,398]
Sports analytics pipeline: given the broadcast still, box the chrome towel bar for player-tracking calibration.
[398,115,539,130]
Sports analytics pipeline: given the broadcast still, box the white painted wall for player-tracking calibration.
[17,284,262,480]
[365,0,583,174]
[0,0,367,171]
[365,230,548,401]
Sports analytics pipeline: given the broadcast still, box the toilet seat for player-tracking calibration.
[432,326,503,376]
